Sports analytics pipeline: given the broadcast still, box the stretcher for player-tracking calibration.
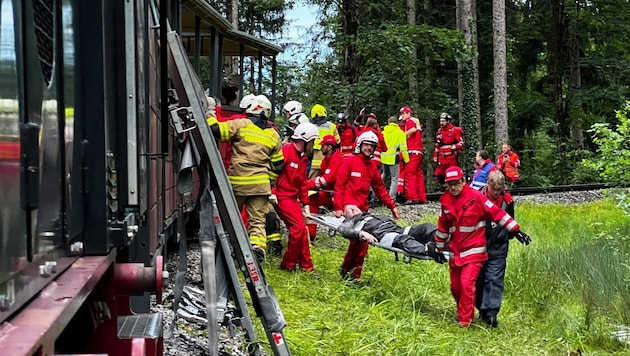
[307,213,445,262]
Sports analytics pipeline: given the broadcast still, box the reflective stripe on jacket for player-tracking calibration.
[217,118,284,196]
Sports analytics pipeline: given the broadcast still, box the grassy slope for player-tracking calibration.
[257,199,630,355]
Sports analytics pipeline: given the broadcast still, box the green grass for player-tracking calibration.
[253,199,630,355]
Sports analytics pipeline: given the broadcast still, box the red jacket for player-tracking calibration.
[357,126,388,164]
[333,153,395,212]
[496,150,521,181]
[435,184,519,267]
[405,117,424,152]
[433,123,464,161]
[272,143,309,204]
[305,150,342,191]
[338,123,360,155]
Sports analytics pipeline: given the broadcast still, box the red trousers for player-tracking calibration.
[397,159,405,195]
[449,261,483,326]
[434,156,459,182]
[307,191,334,237]
[275,198,314,272]
[341,239,369,280]
[404,153,426,201]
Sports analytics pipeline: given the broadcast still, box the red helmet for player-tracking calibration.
[444,166,464,182]
[399,106,412,114]
[320,134,337,147]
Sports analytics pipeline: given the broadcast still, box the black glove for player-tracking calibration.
[426,242,447,264]
[514,230,531,245]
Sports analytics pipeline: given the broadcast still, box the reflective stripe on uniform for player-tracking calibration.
[250,235,267,248]
[229,174,270,186]
[504,220,518,231]
[403,226,411,235]
[459,246,487,258]
[459,221,486,233]
[436,231,449,239]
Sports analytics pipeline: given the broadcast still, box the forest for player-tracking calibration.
[204,0,630,189]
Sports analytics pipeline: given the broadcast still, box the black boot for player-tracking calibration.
[267,241,283,257]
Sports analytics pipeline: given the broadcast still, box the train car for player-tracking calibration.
[0,0,281,355]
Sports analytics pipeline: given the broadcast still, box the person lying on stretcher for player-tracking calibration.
[336,205,447,263]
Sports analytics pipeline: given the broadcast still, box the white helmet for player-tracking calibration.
[288,113,310,126]
[239,93,256,110]
[283,100,303,115]
[354,131,378,154]
[291,122,319,142]
[246,95,272,118]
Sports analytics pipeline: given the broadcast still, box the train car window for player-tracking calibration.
[33,0,55,88]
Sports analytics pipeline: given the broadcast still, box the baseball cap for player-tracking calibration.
[444,166,464,183]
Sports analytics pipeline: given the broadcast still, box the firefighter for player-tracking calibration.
[283,113,310,144]
[400,106,427,203]
[337,112,360,156]
[435,166,531,327]
[208,94,284,262]
[333,131,400,282]
[496,143,521,185]
[272,123,320,275]
[309,104,339,178]
[282,100,304,119]
[305,134,342,239]
[381,116,409,200]
[433,112,464,184]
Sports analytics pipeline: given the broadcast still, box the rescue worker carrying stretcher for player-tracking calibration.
[433,112,464,184]
[334,131,400,282]
[272,123,320,276]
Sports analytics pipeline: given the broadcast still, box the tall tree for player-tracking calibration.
[457,0,482,176]
[407,0,418,107]
[493,0,508,147]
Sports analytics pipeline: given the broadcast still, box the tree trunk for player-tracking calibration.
[340,0,362,113]
[493,0,508,148]
[407,0,418,107]
[423,0,436,189]
[457,0,482,178]
[567,1,584,151]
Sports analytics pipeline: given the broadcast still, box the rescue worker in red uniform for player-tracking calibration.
[305,134,342,239]
[357,113,387,169]
[208,94,284,262]
[400,106,427,203]
[496,143,521,185]
[272,123,320,275]
[333,131,400,282]
[433,112,464,184]
[435,166,531,327]
[337,113,360,156]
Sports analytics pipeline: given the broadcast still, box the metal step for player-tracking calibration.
[117,313,163,339]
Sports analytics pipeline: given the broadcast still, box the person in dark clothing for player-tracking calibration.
[475,170,529,327]
[336,206,446,263]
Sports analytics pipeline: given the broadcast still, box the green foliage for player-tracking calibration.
[583,101,630,213]
[255,200,630,355]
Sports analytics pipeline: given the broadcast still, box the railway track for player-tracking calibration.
[416,183,617,202]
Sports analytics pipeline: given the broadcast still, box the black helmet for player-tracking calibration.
[336,112,347,123]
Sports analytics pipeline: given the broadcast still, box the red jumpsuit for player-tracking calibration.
[338,123,359,156]
[435,184,519,326]
[433,123,464,182]
[404,117,426,202]
[334,154,396,280]
[272,144,314,272]
[306,150,343,237]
